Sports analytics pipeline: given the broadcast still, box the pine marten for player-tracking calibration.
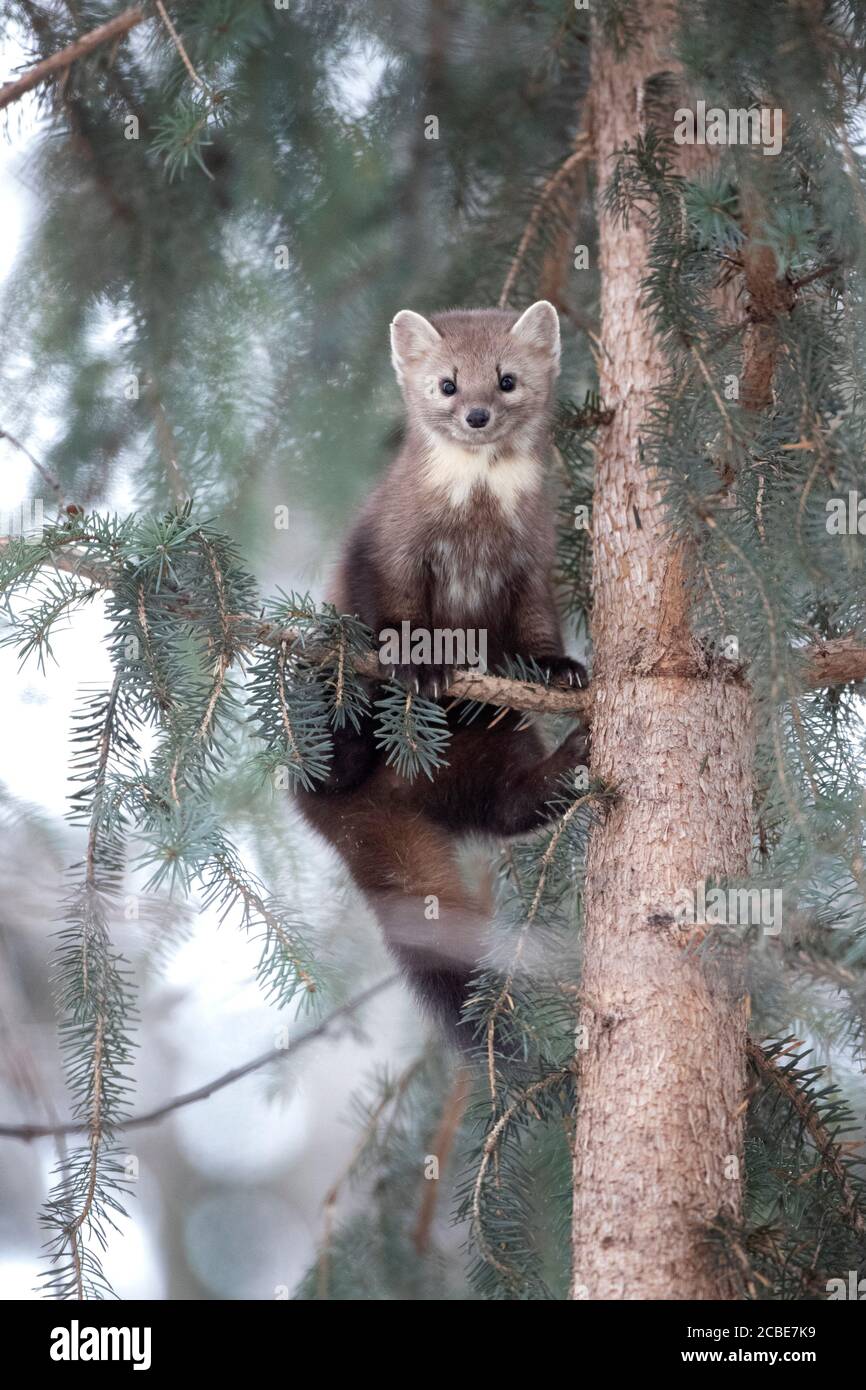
[298,302,588,1046]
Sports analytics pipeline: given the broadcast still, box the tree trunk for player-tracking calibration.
[570,4,753,1300]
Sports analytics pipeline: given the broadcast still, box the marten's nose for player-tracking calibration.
[465,407,490,429]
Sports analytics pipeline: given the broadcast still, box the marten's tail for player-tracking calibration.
[297,772,490,1048]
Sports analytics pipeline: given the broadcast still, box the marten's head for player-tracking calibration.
[389,302,560,454]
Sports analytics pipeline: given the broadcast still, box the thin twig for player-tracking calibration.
[212,851,316,993]
[499,133,593,309]
[0,6,145,111]
[412,1064,471,1253]
[148,392,188,504]
[153,0,208,92]
[0,974,401,1142]
[790,263,838,292]
[0,428,64,501]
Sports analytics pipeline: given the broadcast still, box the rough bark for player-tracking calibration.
[570,5,752,1299]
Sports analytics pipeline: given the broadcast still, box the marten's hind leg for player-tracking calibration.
[423,720,589,839]
[482,725,589,836]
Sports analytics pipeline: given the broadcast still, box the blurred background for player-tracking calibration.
[0,1,595,1299]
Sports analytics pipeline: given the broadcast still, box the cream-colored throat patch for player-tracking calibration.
[421,441,541,516]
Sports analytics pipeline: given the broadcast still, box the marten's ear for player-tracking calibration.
[390,310,442,383]
[510,300,561,371]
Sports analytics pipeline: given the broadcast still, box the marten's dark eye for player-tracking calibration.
[440,378,457,396]
[499,374,516,392]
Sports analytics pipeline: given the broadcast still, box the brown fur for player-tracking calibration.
[297,304,587,1045]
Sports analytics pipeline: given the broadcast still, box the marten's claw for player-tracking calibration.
[390,664,452,699]
[531,655,588,690]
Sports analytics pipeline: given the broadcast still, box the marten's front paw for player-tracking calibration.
[559,725,591,764]
[535,655,587,690]
[388,663,452,700]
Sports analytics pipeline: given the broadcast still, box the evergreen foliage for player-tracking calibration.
[1,0,866,1301]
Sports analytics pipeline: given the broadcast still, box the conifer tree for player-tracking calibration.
[1,0,866,1303]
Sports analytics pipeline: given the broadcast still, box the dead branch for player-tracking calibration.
[412,1064,471,1253]
[0,974,400,1142]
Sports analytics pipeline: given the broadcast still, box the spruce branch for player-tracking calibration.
[5,533,866,720]
[199,841,318,1003]
[0,6,146,112]
[374,682,451,782]
[8,527,866,754]
[483,790,598,1103]
[799,636,866,694]
[317,1055,427,1300]
[468,1067,573,1287]
[747,1036,866,1238]
[498,131,593,309]
[454,783,610,1299]
[40,674,138,1300]
[148,4,229,181]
